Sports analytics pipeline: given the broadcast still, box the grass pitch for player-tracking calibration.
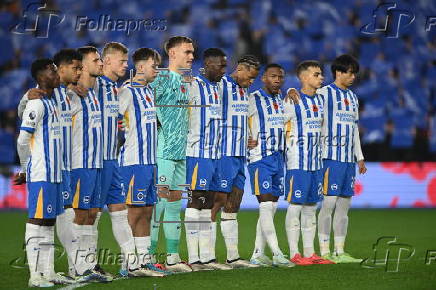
[1,209,435,289]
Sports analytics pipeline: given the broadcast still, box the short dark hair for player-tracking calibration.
[31,58,53,80]
[296,60,321,77]
[237,55,260,70]
[102,42,128,58]
[53,49,82,67]
[263,63,284,74]
[77,46,99,58]
[132,47,161,65]
[164,36,193,54]
[203,48,226,60]
[331,54,359,79]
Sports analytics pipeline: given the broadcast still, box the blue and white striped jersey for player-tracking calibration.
[219,75,249,157]
[247,88,285,164]
[318,83,364,163]
[95,75,119,161]
[284,91,324,171]
[70,88,103,169]
[52,85,73,172]
[118,82,157,166]
[20,97,62,183]
[186,75,222,159]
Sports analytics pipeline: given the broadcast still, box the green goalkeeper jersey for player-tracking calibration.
[150,70,189,160]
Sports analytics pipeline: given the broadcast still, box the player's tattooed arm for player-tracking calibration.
[284,88,300,104]
[247,136,258,149]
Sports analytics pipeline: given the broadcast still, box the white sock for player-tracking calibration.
[318,196,337,256]
[252,202,277,258]
[333,197,351,255]
[221,218,239,261]
[90,212,101,268]
[210,221,217,261]
[72,224,94,275]
[39,225,55,278]
[252,217,265,258]
[109,210,137,270]
[285,204,302,257]
[184,208,200,264]
[272,202,278,215]
[259,201,282,256]
[25,223,41,279]
[199,209,212,263]
[134,236,151,265]
[301,205,317,257]
[56,208,75,272]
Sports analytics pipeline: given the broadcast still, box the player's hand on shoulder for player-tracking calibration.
[68,83,87,98]
[285,88,300,104]
[248,136,258,149]
[27,88,46,100]
[358,160,367,174]
[14,172,26,185]
[117,118,128,132]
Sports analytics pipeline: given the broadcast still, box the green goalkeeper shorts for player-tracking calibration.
[157,157,187,191]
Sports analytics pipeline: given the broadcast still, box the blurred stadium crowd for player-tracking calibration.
[0,0,435,165]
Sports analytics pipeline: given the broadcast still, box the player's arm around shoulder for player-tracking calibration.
[117,86,134,132]
[247,92,259,149]
[149,71,170,102]
[16,99,44,184]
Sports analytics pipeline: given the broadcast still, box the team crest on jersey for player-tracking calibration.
[262,181,270,189]
[313,104,319,112]
[238,88,245,97]
[137,191,144,200]
[294,190,302,198]
[62,191,69,200]
[273,101,279,111]
[181,85,186,93]
[344,98,350,106]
